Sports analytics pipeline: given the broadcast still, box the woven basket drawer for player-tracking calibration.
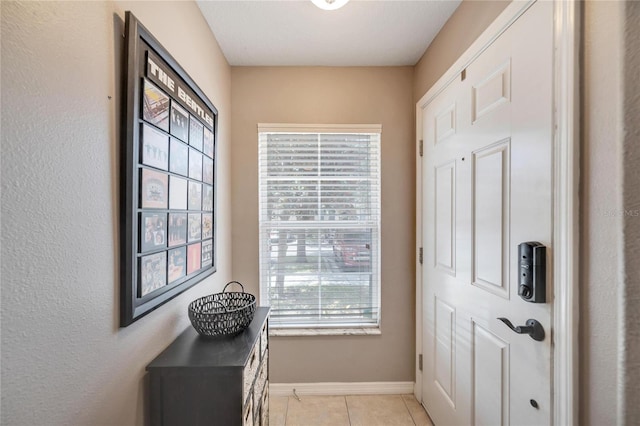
[253,350,268,410]
[243,343,260,404]
[260,320,268,356]
[243,395,253,426]
[260,382,269,426]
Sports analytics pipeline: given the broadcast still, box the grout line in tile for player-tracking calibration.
[401,395,418,426]
[344,395,352,426]
[283,395,290,426]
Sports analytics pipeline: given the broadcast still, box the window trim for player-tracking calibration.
[258,123,382,134]
[257,123,382,331]
[269,327,382,337]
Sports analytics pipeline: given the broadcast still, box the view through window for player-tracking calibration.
[258,125,381,328]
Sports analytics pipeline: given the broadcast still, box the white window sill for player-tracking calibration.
[269,327,381,337]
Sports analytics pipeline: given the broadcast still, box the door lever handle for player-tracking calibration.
[497,317,545,342]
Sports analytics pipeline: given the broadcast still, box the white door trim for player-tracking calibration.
[551,1,580,424]
[414,1,580,423]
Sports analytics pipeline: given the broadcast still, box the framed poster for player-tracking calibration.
[203,127,214,159]
[168,176,188,210]
[142,79,169,131]
[202,185,213,211]
[188,148,203,181]
[167,247,187,284]
[187,213,202,243]
[188,181,202,211]
[121,12,217,326]
[139,251,167,296]
[202,213,213,239]
[202,239,213,267]
[189,116,204,151]
[168,213,187,247]
[169,138,189,176]
[170,102,189,142]
[141,123,168,170]
[140,168,168,209]
[187,243,202,275]
[203,157,213,185]
[140,212,167,252]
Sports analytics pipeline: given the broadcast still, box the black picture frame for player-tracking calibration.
[121,12,217,326]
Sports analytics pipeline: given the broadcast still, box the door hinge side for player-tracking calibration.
[419,247,423,265]
[419,139,423,157]
[418,354,423,371]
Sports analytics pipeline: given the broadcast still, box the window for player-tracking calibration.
[258,124,381,330]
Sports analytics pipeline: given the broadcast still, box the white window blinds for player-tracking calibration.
[258,124,381,328]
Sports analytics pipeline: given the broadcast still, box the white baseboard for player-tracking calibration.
[269,382,415,397]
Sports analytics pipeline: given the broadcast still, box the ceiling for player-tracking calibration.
[196,0,462,67]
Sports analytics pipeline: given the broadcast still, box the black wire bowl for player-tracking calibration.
[188,281,257,337]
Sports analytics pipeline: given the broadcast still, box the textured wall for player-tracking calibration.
[230,66,415,383]
[621,1,640,422]
[0,1,231,424]
[580,2,624,425]
[413,0,509,101]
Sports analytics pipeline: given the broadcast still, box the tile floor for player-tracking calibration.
[269,394,434,426]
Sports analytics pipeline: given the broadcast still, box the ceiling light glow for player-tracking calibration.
[311,0,350,11]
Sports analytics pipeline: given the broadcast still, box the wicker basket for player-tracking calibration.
[188,281,257,337]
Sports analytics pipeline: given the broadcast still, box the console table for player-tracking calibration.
[147,307,269,425]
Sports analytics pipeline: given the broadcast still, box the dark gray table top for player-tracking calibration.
[146,307,269,370]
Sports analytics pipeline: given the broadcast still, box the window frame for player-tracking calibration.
[257,123,382,334]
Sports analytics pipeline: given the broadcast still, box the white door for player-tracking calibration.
[421,2,553,425]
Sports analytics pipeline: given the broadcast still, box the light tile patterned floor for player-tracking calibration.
[269,394,434,426]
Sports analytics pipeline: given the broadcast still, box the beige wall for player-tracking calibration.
[231,67,415,382]
[581,2,625,424]
[583,1,640,423]
[1,1,231,424]
[413,0,509,101]
[621,2,640,421]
